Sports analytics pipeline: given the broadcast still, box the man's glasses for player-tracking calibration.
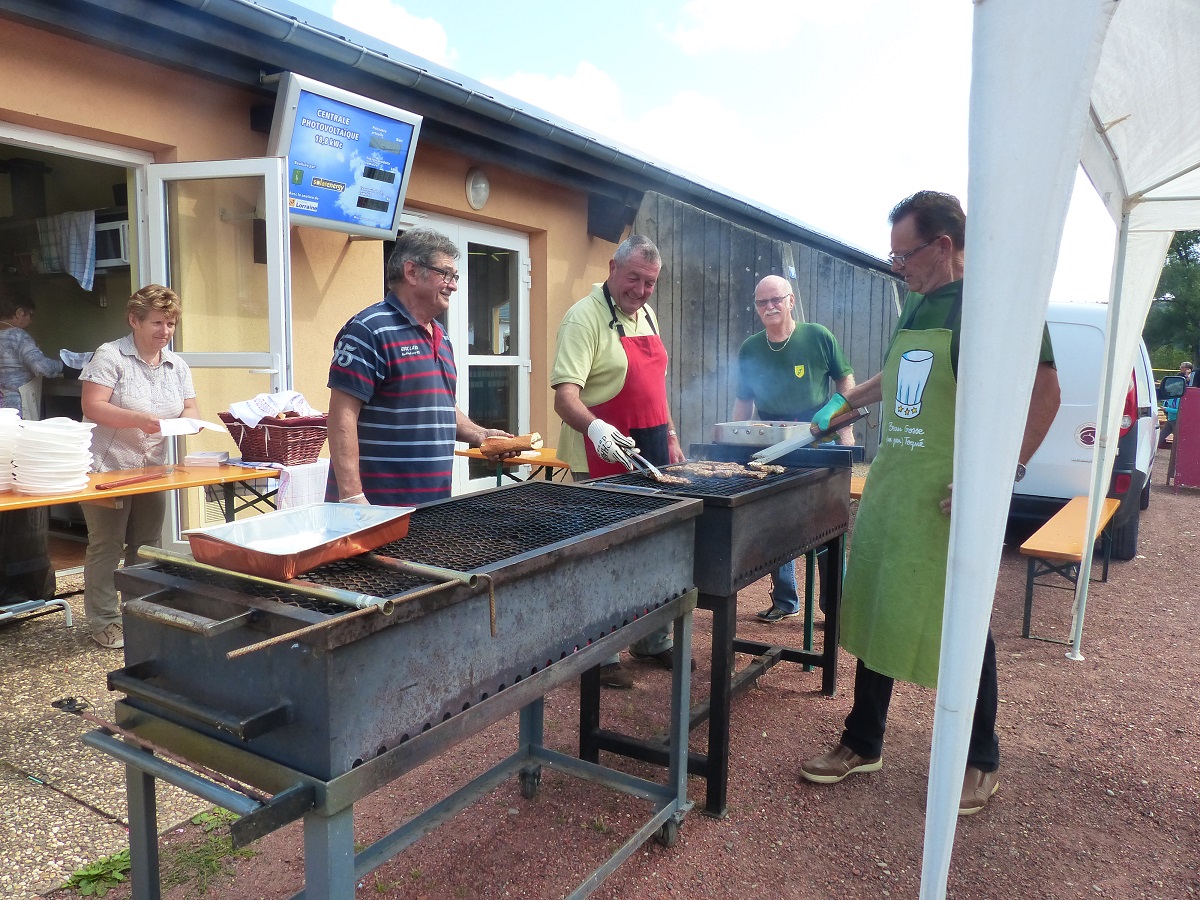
[754,294,791,309]
[416,261,461,285]
[888,236,943,267]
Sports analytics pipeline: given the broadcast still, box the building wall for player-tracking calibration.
[0,19,616,444]
[637,192,901,459]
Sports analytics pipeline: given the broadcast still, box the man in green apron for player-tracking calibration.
[798,192,1061,816]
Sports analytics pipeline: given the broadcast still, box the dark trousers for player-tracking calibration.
[841,629,1000,772]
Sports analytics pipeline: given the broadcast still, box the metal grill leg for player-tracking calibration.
[819,536,843,696]
[127,767,160,900]
[579,666,601,764]
[303,805,355,900]
[704,591,736,817]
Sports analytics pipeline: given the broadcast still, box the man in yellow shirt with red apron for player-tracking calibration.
[551,235,687,689]
[799,192,1061,816]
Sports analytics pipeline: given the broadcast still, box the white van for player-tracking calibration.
[1008,302,1159,560]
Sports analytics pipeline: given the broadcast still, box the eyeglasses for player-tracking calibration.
[754,294,791,309]
[888,235,943,267]
[415,261,461,285]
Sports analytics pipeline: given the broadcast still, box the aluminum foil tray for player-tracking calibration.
[711,420,809,446]
[184,503,414,581]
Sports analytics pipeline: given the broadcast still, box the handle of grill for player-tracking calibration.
[109,660,293,741]
[361,553,479,588]
[123,591,256,637]
[140,546,395,614]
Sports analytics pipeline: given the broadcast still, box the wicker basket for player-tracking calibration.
[219,411,328,466]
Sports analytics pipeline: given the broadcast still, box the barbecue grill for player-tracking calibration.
[583,444,854,815]
[84,481,704,899]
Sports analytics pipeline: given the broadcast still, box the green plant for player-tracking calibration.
[63,850,131,896]
[157,807,256,897]
[589,816,610,834]
[190,807,239,833]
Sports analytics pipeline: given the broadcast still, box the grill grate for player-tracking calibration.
[371,481,676,567]
[596,467,804,499]
[151,482,680,611]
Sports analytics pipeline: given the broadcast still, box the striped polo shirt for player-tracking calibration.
[326,292,458,506]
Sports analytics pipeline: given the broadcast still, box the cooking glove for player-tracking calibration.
[813,393,851,432]
[587,418,638,470]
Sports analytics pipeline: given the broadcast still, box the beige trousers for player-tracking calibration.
[81,493,166,632]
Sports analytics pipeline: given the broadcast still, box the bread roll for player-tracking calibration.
[480,432,543,455]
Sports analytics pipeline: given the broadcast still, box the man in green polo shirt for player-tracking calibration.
[733,274,856,622]
[799,191,1060,817]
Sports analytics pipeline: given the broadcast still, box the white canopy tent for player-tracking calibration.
[920,0,1200,896]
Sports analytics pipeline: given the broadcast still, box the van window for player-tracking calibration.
[1047,321,1104,406]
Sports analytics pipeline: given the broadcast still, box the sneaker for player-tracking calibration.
[599,663,634,689]
[628,648,698,672]
[959,766,1000,816]
[756,606,801,623]
[799,743,882,784]
[90,623,124,650]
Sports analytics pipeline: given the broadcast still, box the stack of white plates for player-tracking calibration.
[0,408,19,492]
[12,417,95,495]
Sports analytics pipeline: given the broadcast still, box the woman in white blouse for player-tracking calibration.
[80,284,199,650]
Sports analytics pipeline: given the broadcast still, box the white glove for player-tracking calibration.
[587,419,638,470]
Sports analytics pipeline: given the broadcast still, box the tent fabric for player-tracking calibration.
[922,0,1200,896]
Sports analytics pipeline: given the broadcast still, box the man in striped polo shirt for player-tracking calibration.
[326,227,509,506]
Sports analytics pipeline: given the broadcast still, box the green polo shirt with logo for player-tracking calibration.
[736,322,853,421]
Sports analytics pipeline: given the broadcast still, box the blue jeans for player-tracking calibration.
[770,560,801,615]
[769,550,830,616]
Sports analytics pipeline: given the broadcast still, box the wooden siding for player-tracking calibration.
[636,192,902,459]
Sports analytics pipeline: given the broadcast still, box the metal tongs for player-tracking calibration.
[628,449,665,480]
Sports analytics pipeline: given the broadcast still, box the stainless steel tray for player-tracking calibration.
[184,503,414,580]
[711,420,809,446]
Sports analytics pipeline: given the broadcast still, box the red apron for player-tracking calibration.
[584,284,671,477]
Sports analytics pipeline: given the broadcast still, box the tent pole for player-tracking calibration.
[1068,208,1131,660]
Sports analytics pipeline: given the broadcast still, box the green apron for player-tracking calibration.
[841,319,958,689]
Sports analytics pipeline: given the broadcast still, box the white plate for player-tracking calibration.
[14,460,92,471]
[14,482,89,495]
[14,473,90,486]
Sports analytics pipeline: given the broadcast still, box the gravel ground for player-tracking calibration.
[24,449,1200,898]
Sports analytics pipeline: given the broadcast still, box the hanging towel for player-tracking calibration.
[36,211,96,291]
[276,459,330,509]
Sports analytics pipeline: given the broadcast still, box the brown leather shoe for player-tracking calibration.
[799,743,882,784]
[959,766,999,816]
[599,663,634,689]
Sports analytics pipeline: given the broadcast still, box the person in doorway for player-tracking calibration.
[798,191,1061,816]
[0,286,63,418]
[733,274,855,623]
[551,234,687,689]
[80,284,200,650]
[326,227,513,507]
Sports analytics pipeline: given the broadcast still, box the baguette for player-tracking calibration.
[480,431,543,455]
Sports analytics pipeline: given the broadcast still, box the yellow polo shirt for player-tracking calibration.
[550,282,660,472]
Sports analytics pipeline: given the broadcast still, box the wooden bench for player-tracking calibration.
[850,475,866,499]
[1019,496,1120,642]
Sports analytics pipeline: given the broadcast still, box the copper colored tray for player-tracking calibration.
[184,503,413,581]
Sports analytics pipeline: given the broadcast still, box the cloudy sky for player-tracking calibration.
[285,0,1116,301]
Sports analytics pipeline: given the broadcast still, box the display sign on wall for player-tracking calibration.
[267,73,422,239]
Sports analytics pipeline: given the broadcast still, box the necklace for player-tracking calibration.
[766,327,794,353]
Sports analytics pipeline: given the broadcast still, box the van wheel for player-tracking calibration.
[1140,481,1151,511]
[1111,508,1140,561]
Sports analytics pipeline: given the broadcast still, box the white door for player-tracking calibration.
[417,214,531,493]
[142,158,291,545]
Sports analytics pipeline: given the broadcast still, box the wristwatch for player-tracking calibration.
[1015,463,1026,483]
